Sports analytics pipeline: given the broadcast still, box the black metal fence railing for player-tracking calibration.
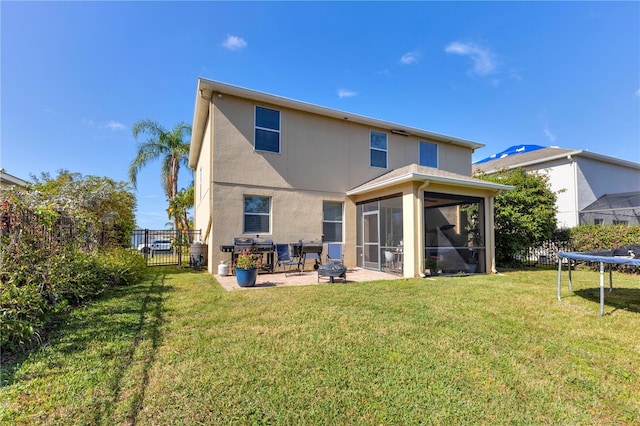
[1,202,102,253]
[131,229,202,267]
[514,238,572,267]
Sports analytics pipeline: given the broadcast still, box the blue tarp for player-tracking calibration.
[473,144,545,164]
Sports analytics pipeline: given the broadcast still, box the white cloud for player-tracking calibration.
[337,89,357,98]
[445,41,496,75]
[222,34,247,51]
[543,122,556,143]
[400,51,419,65]
[104,120,126,131]
[636,88,640,97]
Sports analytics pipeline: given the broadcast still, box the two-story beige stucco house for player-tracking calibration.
[189,78,511,278]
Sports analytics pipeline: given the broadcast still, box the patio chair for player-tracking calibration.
[276,243,302,276]
[326,243,344,264]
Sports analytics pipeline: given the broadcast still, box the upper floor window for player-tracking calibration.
[323,201,343,243]
[419,141,438,168]
[244,195,271,234]
[255,106,280,153]
[370,130,387,168]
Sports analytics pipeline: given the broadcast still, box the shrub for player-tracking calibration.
[0,246,149,354]
[567,225,640,273]
[475,168,558,266]
[97,248,148,287]
[0,281,48,353]
[570,225,640,252]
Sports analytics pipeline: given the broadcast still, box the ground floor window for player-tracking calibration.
[244,195,271,234]
[323,201,343,243]
[356,194,403,274]
[424,192,485,274]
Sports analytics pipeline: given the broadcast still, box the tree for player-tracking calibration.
[475,168,558,266]
[167,184,194,233]
[129,119,191,229]
[29,170,137,247]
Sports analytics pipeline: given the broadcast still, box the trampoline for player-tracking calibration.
[557,250,640,316]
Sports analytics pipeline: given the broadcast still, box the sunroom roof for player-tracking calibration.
[346,164,513,196]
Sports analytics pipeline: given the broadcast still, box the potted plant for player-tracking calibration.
[235,250,262,287]
[425,258,439,276]
[384,233,395,262]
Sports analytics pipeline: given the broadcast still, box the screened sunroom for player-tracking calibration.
[348,164,512,278]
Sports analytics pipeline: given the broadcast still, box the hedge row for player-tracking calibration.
[569,225,640,253]
[0,246,148,354]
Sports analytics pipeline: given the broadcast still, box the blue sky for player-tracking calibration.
[2,1,639,229]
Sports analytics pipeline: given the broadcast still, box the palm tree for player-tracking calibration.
[129,119,191,229]
[167,185,194,233]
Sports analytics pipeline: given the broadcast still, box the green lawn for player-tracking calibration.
[1,267,639,425]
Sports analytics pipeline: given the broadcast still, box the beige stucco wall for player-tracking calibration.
[209,94,473,194]
[192,107,213,269]
[193,93,496,276]
[209,182,348,270]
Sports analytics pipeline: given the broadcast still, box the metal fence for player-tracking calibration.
[132,229,202,267]
[1,202,101,252]
[514,238,572,267]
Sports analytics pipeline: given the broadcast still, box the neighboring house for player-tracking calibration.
[473,146,640,227]
[189,79,511,277]
[0,170,28,190]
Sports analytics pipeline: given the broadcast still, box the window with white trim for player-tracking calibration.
[255,106,280,153]
[323,201,343,243]
[370,130,387,168]
[244,195,271,234]
[419,141,438,168]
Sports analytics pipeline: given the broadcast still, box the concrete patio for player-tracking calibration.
[215,267,402,291]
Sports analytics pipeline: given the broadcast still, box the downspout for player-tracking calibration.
[416,180,430,277]
[208,99,214,270]
[488,195,497,274]
[203,99,214,243]
[568,155,579,226]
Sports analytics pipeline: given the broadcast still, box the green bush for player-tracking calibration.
[476,168,557,267]
[0,247,148,354]
[97,248,148,287]
[570,225,640,252]
[565,225,640,273]
[0,282,47,353]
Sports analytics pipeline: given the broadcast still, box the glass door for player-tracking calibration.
[363,210,380,270]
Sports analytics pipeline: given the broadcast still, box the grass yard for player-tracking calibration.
[1,267,639,425]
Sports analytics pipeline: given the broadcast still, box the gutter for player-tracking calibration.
[193,77,485,151]
[479,150,640,174]
[346,172,513,196]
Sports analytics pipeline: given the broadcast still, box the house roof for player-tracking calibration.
[581,191,640,213]
[0,171,28,188]
[473,146,640,174]
[189,78,485,169]
[346,164,513,196]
